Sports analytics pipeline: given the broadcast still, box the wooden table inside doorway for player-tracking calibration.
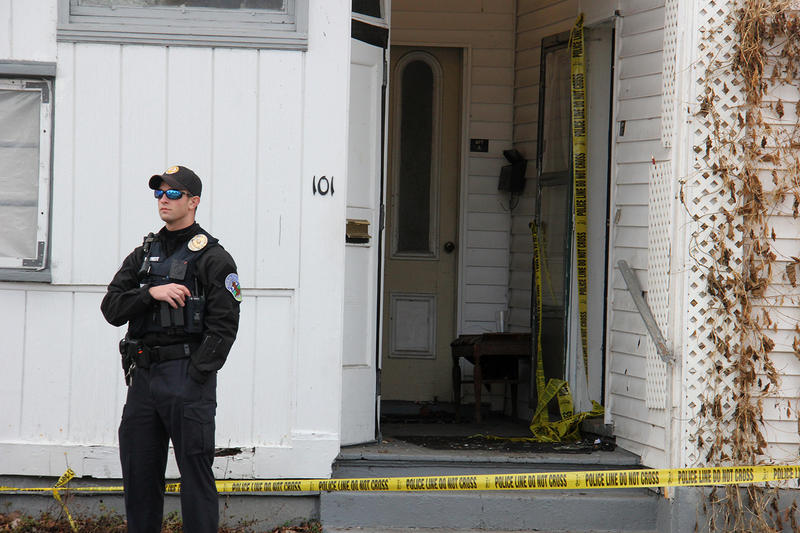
[450,332,532,423]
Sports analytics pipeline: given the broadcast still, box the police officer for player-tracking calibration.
[101,165,241,533]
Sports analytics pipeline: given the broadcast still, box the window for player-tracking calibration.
[0,79,53,281]
[533,36,572,383]
[58,0,308,49]
[352,0,382,19]
[391,52,443,259]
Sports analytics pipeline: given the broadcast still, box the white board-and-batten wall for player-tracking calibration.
[0,0,351,479]
[511,0,674,468]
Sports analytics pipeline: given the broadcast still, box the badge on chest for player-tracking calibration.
[188,234,208,252]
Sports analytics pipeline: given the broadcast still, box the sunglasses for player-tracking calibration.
[154,189,188,200]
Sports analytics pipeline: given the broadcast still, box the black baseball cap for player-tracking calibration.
[148,165,202,197]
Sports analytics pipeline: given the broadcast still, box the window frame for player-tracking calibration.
[57,0,308,50]
[0,72,54,282]
[352,0,387,29]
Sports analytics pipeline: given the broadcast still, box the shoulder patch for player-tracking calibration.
[225,273,243,302]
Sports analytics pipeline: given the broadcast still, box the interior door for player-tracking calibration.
[381,46,462,402]
[341,38,385,445]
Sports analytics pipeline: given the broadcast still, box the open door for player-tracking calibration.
[380,45,462,403]
[532,26,612,411]
[341,36,387,445]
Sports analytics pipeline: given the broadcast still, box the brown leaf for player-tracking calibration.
[787,262,798,287]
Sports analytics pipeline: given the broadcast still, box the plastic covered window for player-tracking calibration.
[0,80,52,276]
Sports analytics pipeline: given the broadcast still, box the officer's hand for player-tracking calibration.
[148,284,192,309]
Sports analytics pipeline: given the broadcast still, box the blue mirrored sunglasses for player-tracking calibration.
[154,189,187,200]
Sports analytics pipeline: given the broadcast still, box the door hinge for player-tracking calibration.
[379,204,385,232]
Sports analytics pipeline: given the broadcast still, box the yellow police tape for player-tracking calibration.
[529,221,603,442]
[524,12,601,444]
[2,466,799,496]
[50,468,79,532]
[569,13,589,376]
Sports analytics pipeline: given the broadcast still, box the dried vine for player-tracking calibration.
[690,0,800,530]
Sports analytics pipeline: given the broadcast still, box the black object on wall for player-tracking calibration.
[498,149,527,193]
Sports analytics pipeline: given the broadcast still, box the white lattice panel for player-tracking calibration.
[684,0,744,467]
[661,0,679,148]
[646,162,672,408]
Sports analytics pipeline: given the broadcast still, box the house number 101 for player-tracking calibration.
[312,175,334,196]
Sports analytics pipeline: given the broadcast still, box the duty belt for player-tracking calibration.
[146,342,200,363]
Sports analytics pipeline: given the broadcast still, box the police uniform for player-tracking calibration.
[101,167,240,533]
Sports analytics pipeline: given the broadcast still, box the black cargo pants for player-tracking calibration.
[119,357,217,533]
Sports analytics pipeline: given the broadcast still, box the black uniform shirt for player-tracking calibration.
[101,223,240,383]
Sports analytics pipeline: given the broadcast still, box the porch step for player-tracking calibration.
[322,443,658,531]
[320,489,660,532]
[324,530,657,533]
[333,443,643,479]
[325,530,657,533]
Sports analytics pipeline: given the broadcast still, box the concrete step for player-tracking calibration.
[325,529,658,533]
[320,489,660,532]
[328,436,654,531]
[333,447,643,479]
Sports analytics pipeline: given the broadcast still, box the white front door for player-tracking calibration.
[341,38,386,445]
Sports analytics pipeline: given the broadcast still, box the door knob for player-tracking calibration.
[444,241,456,253]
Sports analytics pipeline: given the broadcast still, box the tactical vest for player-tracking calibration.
[128,231,218,339]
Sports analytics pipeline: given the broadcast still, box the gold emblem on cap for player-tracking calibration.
[188,234,208,252]
[165,166,179,175]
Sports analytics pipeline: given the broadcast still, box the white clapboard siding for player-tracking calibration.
[512,0,670,467]
[739,25,800,458]
[392,0,516,334]
[607,1,668,468]
[758,206,800,456]
[510,0,576,332]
